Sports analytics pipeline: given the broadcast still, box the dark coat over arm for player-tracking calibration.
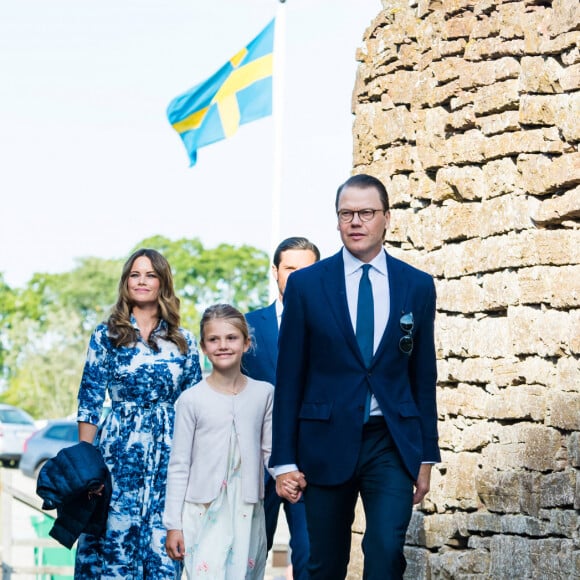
[37,441,112,549]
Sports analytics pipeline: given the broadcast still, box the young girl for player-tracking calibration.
[164,304,277,579]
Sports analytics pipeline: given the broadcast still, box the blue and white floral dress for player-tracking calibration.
[74,319,201,579]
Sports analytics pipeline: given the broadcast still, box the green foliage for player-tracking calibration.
[134,235,270,332]
[0,237,269,419]
[1,310,86,418]
[48,257,121,329]
[0,260,120,418]
[0,274,17,376]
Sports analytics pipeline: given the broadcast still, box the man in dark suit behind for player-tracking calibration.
[271,174,440,579]
[243,236,320,580]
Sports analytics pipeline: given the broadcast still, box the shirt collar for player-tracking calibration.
[342,246,387,277]
[130,314,165,334]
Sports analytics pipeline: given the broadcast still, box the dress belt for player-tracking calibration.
[111,400,172,410]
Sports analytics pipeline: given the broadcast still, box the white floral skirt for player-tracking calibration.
[182,425,267,579]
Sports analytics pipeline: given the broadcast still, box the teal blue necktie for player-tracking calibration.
[356,264,374,420]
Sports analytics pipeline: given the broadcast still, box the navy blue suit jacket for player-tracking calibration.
[243,301,278,387]
[271,249,440,485]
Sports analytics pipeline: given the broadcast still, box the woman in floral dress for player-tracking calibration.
[74,248,202,579]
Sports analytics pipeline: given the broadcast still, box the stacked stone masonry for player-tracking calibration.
[349,0,579,578]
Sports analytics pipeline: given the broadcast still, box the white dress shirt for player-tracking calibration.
[343,247,389,416]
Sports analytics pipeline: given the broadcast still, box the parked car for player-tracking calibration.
[0,403,37,467]
[19,419,79,478]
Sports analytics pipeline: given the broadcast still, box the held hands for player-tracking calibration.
[413,463,432,505]
[275,470,307,503]
[166,529,186,561]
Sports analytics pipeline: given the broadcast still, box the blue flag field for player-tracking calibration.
[167,19,275,166]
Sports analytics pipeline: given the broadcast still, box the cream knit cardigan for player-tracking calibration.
[163,377,274,530]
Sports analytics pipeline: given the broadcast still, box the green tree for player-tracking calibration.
[1,309,86,418]
[135,235,270,332]
[0,237,269,419]
[0,274,18,383]
[0,258,120,417]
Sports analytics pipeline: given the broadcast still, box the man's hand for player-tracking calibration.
[165,529,186,561]
[413,463,432,505]
[276,470,307,503]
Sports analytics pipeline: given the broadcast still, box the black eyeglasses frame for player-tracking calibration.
[337,208,385,223]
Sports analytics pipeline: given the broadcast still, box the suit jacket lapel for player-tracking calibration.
[321,251,365,364]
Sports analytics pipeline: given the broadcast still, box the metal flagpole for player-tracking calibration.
[270,0,287,301]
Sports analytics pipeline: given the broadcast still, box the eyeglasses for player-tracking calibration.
[337,208,385,223]
[399,312,414,354]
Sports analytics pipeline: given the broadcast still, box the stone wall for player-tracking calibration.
[349,0,579,577]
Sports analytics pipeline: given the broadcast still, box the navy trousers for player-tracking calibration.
[303,417,414,580]
[264,475,310,580]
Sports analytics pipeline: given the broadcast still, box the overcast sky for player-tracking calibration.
[0,0,380,287]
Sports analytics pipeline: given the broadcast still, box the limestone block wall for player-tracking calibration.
[349,0,579,577]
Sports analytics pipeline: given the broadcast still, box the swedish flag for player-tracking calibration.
[167,19,275,166]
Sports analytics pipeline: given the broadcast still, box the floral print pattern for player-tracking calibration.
[74,320,201,579]
[182,425,267,579]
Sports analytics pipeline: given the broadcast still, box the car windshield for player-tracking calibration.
[0,409,35,425]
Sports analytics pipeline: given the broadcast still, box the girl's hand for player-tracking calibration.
[166,529,186,561]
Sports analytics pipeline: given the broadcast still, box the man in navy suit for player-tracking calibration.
[271,174,440,579]
[243,236,320,580]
